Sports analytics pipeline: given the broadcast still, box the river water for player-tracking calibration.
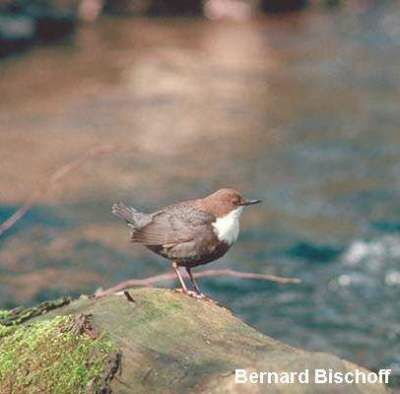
[1,3,399,384]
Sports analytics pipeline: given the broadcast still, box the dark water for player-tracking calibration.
[1,3,400,385]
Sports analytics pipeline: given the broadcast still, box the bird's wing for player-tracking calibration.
[130,204,215,246]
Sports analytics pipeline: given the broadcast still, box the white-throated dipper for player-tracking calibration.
[112,188,261,298]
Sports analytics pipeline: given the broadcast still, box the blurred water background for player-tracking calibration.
[1,0,400,387]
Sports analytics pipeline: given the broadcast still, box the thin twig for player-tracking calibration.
[0,145,117,238]
[94,269,301,298]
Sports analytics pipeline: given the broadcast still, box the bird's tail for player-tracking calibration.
[112,202,151,229]
[112,202,138,224]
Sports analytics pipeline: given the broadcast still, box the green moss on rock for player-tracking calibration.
[0,297,71,327]
[0,324,14,339]
[0,314,115,393]
[0,311,10,319]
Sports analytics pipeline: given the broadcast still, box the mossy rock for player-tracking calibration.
[0,288,390,393]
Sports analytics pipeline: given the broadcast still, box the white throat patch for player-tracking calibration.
[212,207,243,245]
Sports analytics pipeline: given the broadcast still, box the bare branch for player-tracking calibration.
[0,145,117,238]
[94,269,301,298]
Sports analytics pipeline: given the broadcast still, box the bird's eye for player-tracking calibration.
[232,197,240,206]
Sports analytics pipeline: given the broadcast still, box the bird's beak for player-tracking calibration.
[240,199,262,206]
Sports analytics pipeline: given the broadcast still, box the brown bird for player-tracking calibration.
[112,188,261,298]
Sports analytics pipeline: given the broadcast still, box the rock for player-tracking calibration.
[0,1,75,57]
[0,14,35,56]
[103,0,202,16]
[261,0,308,13]
[148,0,202,15]
[28,7,75,42]
[103,0,152,15]
[0,288,390,393]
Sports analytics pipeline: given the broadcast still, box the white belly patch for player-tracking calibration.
[212,207,243,245]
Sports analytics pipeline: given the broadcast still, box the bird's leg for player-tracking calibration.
[172,261,188,293]
[186,267,205,298]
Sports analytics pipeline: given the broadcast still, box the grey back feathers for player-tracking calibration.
[112,201,215,246]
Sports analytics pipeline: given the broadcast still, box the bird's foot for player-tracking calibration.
[174,288,208,300]
[191,291,206,300]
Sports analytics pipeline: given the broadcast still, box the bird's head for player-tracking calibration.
[202,188,261,217]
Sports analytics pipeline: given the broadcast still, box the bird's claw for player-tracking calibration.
[190,291,206,300]
[174,288,209,300]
